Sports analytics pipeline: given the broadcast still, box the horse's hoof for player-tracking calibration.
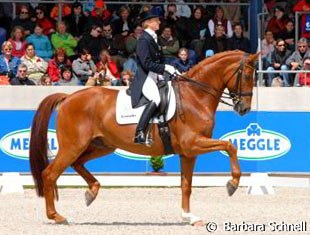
[55,218,69,225]
[85,189,96,207]
[226,180,238,196]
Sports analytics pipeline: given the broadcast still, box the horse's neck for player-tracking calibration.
[185,67,226,113]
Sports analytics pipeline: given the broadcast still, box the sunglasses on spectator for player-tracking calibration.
[36,11,43,15]
[18,70,27,73]
[20,11,28,14]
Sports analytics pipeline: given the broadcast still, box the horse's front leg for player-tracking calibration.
[191,137,241,196]
[180,155,204,227]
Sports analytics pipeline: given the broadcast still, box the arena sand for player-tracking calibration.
[0,187,309,235]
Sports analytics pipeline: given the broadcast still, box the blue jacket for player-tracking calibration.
[0,55,20,77]
[26,34,53,60]
[171,58,194,73]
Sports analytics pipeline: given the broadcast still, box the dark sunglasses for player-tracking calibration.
[36,11,43,15]
[18,70,27,73]
[20,11,29,14]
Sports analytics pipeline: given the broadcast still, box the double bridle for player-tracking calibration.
[175,53,255,107]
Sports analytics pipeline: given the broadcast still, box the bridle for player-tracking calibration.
[175,53,255,107]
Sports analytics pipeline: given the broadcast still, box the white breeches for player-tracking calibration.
[142,75,161,107]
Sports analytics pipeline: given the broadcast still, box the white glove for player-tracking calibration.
[164,64,180,75]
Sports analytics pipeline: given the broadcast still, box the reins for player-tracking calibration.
[174,53,254,107]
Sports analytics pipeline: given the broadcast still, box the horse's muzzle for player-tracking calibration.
[234,102,251,116]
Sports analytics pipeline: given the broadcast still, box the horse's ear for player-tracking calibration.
[248,52,260,64]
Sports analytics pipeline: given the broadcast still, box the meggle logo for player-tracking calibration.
[0,129,58,160]
[219,123,291,160]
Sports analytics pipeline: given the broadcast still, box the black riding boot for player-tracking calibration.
[134,102,157,144]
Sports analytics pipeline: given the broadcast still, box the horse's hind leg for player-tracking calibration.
[42,149,83,224]
[71,148,115,206]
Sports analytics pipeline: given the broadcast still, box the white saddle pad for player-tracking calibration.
[116,81,176,124]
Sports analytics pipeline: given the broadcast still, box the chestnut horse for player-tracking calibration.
[29,50,258,225]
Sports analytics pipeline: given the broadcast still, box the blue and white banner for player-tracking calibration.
[0,111,309,173]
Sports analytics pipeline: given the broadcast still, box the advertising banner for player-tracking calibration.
[0,110,309,173]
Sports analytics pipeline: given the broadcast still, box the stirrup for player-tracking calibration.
[134,130,146,144]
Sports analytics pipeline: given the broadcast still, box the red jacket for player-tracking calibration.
[37,17,55,36]
[8,38,26,58]
[267,17,288,35]
[96,60,120,79]
[293,0,310,38]
[299,72,310,86]
[47,58,71,82]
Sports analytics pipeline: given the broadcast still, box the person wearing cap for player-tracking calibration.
[130,11,180,145]
[87,0,111,28]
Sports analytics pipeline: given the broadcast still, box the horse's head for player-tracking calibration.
[225,52,259,116]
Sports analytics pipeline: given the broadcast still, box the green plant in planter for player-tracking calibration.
[150,155,164,172]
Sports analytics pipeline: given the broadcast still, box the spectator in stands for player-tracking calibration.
[158,26,180,64]
[26,24,53,61]
[50,3,71,20]
[266,39,291,87]
[77,24,103,62]
[267,6,288,36]
[87,0,111,28]
[187,7,208,60]
[11,5,34,36]
[0,41,20,78]
[171,48,194,73]
[261,30,275,68]
[227,23,251,53]
[298,56,310,86]
[164,4,179,30]
[10,63,35,85]
[293,0,310,40]
[51,21,78,60]
[8,26,27,58]
[112,6,134,37]
[286,37,310,85]
[101,23,127,70]
[123,24,143,75]
[47,48,71,83]
[54,65,79,86]
[208,6,233,38]
[276,20,295,51]
[96,49,120,86]
[203,24,228,58]
[164,0,191,19]
[72,48,96,85]
[120,70,133,86]
[63,2,88,40]
[222,0,241,26]
[21,43,48,84]
[34,6,55,36]
[38,74,52,86]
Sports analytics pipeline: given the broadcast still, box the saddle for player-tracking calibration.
[124,81,174,155]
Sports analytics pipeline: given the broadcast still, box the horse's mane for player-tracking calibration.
[186,50,244,77]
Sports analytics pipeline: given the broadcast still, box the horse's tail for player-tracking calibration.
[29,93,68,198]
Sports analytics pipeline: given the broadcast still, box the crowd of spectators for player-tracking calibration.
[0,0,252,86]
[2,0,310,87]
